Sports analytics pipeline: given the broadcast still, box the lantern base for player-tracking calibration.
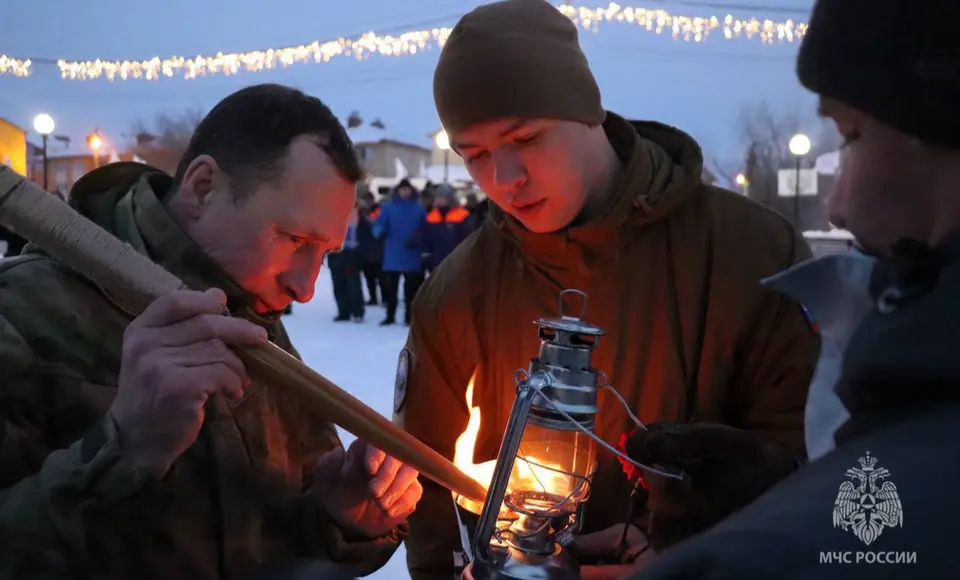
[466,545,580,580]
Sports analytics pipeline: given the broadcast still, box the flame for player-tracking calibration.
[453,370,497,510]
[452,369,572,515]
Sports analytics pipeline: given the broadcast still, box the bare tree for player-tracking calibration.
[130,109,204,174]
[732,101,842,229]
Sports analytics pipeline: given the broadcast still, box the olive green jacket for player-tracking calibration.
[0,164,402,579]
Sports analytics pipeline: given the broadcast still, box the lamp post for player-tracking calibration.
[33,114,55,190]
[789,133,811,230]
[735,172,749,197]
[435,129,451,183]
[788,133,811,229]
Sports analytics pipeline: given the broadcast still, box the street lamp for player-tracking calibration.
[33,114,55,190]
[87,130,103,168]
[734,173,749,197]
[435,129,451,183]
[788,133,812,229]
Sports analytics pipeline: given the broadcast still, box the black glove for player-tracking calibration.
[622,422,800,551]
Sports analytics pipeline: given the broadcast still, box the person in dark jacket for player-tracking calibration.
[357,191,384,305]
[422,185,472,274]
[463,192,489,233]
[328,207,365,322]
[630,1,960,578]
[374,178,427,326]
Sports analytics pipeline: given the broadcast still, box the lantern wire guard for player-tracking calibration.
[464,289,683,580]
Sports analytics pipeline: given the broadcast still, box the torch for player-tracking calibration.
[464,289,604,580]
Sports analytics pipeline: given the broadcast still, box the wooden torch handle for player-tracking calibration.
[0,166,487,505]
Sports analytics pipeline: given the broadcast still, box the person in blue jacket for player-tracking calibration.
[422,184,472,274]
[373,178,427,325]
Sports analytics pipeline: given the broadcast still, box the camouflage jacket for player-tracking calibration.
[0,164,402,579]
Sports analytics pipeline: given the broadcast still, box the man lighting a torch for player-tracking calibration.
[0,84,422,579]
[394,0,820,578]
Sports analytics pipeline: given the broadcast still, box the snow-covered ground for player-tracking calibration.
[283,266,413,580]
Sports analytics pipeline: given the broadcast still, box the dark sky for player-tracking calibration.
[0,0,818,171]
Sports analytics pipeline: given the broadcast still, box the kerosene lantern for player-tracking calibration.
[464,289,606,580]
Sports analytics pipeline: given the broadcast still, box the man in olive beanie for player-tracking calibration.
[628,1,960,578]
[433,0,606,138]
[397,0,821,578]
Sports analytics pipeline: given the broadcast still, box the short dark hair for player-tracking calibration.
[173,83,365,199]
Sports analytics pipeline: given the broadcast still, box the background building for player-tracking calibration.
[0,117,27,176]
[349,125,431,179]
[28,149,136,196]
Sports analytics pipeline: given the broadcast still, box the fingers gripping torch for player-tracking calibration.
[0,165,487,507]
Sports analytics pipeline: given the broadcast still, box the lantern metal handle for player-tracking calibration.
[558,289,588,321]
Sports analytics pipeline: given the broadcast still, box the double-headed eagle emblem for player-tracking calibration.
[832,451,903,545]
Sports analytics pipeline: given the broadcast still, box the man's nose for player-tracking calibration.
[492,150,528,193]
[283,247,324,303]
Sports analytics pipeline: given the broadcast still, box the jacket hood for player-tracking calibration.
[488,111,705,272]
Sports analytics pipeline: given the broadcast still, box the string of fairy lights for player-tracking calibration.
[0,2,808,82]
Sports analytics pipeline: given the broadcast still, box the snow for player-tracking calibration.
[283,266,414,580]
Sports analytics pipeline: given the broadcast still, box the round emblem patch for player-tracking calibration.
[394,348,410,414]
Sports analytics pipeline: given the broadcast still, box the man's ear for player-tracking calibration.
[177,154,221,214]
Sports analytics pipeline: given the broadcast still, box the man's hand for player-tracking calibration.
[111,288,269,479]
[313,439,423,538]
[624,422,799,551]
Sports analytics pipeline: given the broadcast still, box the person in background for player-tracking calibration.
[419,187,435,213]
[463,192,489,233]
[357,190,384,306]
[374,178,427,326]
[422,184,472,275]
[630,0,960,577]
[328,206,365,322]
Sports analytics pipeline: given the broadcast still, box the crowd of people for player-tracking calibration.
[325,178,489,325]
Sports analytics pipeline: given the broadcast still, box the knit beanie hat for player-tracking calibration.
[433,0,606,136]
[797,0,960,149]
